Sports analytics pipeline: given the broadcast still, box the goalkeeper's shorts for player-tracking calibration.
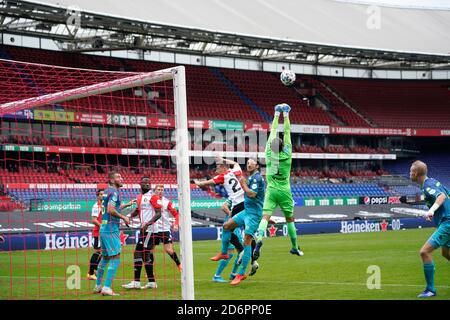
[100,231,121,257]
[427,220,450,249]
[263,187,294,218]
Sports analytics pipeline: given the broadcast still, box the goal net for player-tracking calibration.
[0,58,194,300]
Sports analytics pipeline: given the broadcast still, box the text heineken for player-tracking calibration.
[340,221,381,233]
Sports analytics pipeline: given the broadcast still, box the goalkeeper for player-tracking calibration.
[253,103,303,261]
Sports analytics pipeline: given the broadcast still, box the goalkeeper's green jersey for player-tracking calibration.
[265,114,292,190]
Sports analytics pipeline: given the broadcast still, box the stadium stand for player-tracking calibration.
[6,187,213,204]
[291,183,389,198]
[1,46,449,209]
[324,78,450,128]
[298,75,371,127]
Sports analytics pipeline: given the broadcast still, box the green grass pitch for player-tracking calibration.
[0,228,449,300]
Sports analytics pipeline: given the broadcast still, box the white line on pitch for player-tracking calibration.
[194,278,450,289]
[1,276,449,289]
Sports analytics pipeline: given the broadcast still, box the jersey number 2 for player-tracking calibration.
[228,178,242,193]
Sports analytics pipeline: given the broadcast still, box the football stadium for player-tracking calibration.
[0,0,449,301]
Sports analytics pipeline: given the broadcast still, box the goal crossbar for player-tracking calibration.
[0,67,175,115]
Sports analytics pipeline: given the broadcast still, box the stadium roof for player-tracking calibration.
[1,0,450,68]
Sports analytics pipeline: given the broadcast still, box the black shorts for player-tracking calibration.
[93,236,101,250]
[231,201,245,217]
[137,231,173,250]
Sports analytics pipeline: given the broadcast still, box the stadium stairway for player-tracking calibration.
[298,75,372,127]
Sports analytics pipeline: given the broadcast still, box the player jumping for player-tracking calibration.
[253,103,303,261]
[222,158,265,285]
[93,172,134,296]
[410,160,450,298]
[212,198,243,283]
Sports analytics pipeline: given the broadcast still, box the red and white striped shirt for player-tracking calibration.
[154,196,179,233]
[213,167,245,207]
[91,200,103,237]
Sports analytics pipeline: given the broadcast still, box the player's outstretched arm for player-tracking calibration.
[120,198,136,210]
[194,178,216,188]
[215,155,241,171]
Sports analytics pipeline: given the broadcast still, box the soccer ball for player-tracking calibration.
[280,69,296,86]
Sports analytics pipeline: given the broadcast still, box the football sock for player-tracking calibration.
[134,257,143,282]
[251,239,256,264]
[89,251,101,274]
[168,252,181,266]
[104,257,120,288]
[144,252,156,282]
[215,253,233,276]
[238,245,252,276]
[221,229,232,255]
[95,256,108,287]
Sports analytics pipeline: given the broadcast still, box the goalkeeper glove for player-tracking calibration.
[274,104,283,117]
